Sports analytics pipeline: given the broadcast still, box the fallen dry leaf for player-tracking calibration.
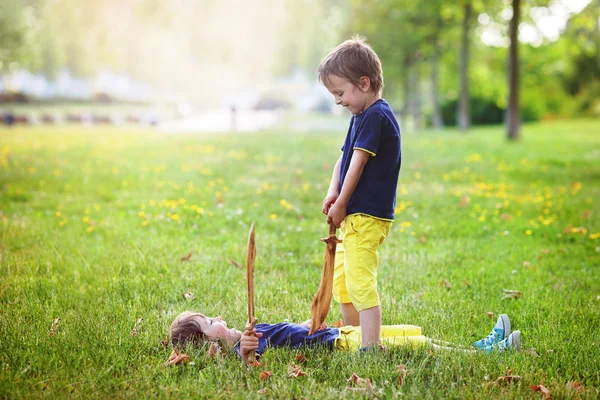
[566,381,584,392]
[332,320,344,328]
[540,249,550,254]
[397,364,407,386]
[249,360,264,368]
[487,312,495,319]
[502,289,522,299]
[180,251,192,261]
[563,225,572,234]
[496,375,521,384]
[440,279,451,290]
[131,317,143,336]
[459,196,470,207]
[208,342,223,359]
[530,384,551,399]
[500,213,513,220]
[48,317,61,336]
[287,363,308,378]
[165,349,190,366]
[182,291,195,301]
[583,210,591,219]
[259,370,273,380]
[524,347,540,357]
[523,261,531,267]
[419,236,427,243]
[228,259,243,269]
[295,353,307,363]
[346,372,380,397]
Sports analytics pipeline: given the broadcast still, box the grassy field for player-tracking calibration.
[1,119,599,399]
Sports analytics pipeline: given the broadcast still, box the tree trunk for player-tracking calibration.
[458,2,472,131]
[431,29,444,129]
[411,58,423,131]
[507,0,521,140]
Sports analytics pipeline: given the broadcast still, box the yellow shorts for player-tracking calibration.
[335,325,430,352]
[332,213,392,312]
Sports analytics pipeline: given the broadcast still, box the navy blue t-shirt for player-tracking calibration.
[234,323,339,358]
[340,99,401,220]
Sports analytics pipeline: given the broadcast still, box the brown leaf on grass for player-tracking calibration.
[419,236,427,243]
[523,261,531,267]
[287,363,308,378]
[397,364,407,386]
[131,318,143,336]
[524,347,540,357]
[259,370,273,380]
[48,317,61,336]
[165,349,190,366]
[566,381,584,392]
[540,249,550,254]
[208,342,223,359]
[297,214,305,221]
[530,384,551,399]
[182,291,195,301]
[502,289,522,299]
[331,320,344,328]
[228,259,243,269]
[295,353,307,363]
[563,225,572,234]
[459,196,470,207]
[180,251,192,261]
[249,360,264,368]
[500,213,513,220]
[583,210,591,219]
[440,280,451,290]
[346,372,379,397]
[496,375,521,384]
[487,312,495,319]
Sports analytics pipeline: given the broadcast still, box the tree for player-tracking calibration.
[458,1,473,131]
[507,0,521,140]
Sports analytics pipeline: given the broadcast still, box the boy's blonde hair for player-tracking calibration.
[169,312,206,346]
[317,35,384,94]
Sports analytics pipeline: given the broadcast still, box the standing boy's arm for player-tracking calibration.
[322,154,343,215]
[327,150,370,227]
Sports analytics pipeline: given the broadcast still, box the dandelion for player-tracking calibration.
[400,221,412,227]
[478,215,486,222]
[590,233,600,240]
[138,211,145,218]
[86,226,95,233]
[525,230,532,235]
[82,216,90,224]
[270,214,277,220]
[171,214,180,221]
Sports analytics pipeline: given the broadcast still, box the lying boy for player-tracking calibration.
[168,312,520,361]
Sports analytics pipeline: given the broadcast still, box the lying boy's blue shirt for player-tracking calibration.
[234,323,339,358]
[340,99,401,220]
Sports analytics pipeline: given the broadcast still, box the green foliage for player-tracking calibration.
[1,121,599,398]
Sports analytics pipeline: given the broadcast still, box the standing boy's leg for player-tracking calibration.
[360,306,382,347]
[341,303,359,326]
[342,214,391,348]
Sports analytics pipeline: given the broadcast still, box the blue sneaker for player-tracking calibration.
[472,314,511,349]
[481,331,521,352]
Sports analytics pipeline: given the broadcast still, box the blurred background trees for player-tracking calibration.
[0,0,598,132]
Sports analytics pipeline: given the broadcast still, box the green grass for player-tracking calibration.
[1,119,599,399]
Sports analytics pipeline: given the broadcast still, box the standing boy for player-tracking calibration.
[317,36,401,350]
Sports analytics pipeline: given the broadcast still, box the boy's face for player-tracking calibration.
[195,314,242,344]
[324,74,373,115]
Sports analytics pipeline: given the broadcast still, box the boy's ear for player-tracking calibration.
[358,76,372,92]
